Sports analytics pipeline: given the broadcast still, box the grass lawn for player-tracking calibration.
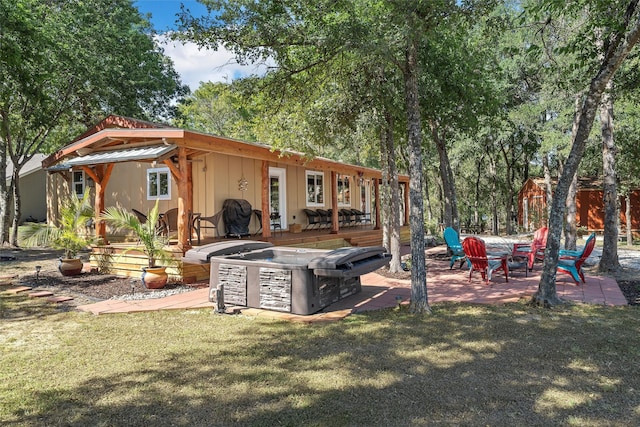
[1,293,639,426]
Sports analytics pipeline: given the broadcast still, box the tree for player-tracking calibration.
[598,80,621,271]
[0,0,188,245]
[531,0,640,306]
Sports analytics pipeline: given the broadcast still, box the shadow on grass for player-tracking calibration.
[4,303,640,426]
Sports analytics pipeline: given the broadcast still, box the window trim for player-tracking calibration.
[72,170,85,198]
[147,167,172,201]
[305,170,324,207]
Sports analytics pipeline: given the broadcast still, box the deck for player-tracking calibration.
[90,226,411,282]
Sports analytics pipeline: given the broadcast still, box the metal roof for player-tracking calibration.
[45,144,177,171]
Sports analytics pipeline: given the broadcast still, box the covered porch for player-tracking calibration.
[43,116,410,257]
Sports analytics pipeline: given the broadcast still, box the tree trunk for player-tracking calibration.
[384,111,402,273]
[403,41,430,314]
[424,171,433,224]
[599,81,620,271]
[543,153,553,226]
[534,13,640,305]
[0,122,10,244]
[564,173,577,250]
[10,168,21,246]
[379,126,390,252]
[0,165,8,245]
[431,122,459,230]
[488,157,498,235]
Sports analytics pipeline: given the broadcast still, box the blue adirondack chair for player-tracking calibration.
[557,233,596,284]
[444,227,468,269]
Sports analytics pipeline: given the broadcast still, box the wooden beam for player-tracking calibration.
[163,159,182,181]
[177,147,189,251]
[404,181,410,226]
[261,161,271,238]
[81,164,114,243]
[374,178,381,230]
[330,171,339,234]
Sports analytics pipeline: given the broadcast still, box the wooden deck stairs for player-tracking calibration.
[90,226,411,284]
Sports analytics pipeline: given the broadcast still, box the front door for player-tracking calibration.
[269,167,287,229]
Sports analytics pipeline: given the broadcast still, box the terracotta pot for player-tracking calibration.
[141,266,168,289]
[58,258,83,276]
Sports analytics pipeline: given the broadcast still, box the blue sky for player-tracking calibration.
[134,1,268,91]
[135,0,208,31]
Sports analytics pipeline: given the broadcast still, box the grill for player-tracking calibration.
[184,241,390,315]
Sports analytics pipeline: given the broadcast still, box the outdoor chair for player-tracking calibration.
[340,209,355,227]
[462,236,509,285]
[131,208,148,224]
[159,208,178,238]
[443,227,467,269]
[270,212,282,236]
[557,232,596,284]
[316,209,331,229]
[512,227,548,270]
[351,208,371,227]
[303,209,321,230]
[131,208,165,236]
[193,210,223,244]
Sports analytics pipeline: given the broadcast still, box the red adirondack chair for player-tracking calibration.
[512,227,548,270]
[462,236,509,285]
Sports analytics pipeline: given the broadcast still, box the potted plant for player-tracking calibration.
[101,200,175,289]
[22,189,95,276]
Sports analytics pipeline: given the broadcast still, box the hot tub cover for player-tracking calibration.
[308,246,391,278]
[183,240,274,263]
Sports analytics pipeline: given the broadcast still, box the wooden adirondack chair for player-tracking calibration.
[443,227,467,269]
[557,232,596,284]
[462,236,509,284]
[512,227,548,270]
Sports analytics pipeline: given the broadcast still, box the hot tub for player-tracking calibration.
[184,241,390,315]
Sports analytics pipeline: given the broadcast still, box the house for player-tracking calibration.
[5,153,48,224]
[518,177,640,232]
[42,115,410,251]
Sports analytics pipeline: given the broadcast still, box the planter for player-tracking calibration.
[290,223,302,234]
[141,266,168,289]
[58,258,83,276]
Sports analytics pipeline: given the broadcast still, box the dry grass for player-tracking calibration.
[1,291,639,426]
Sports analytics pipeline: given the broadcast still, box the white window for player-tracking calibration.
[72,171,85,198]
[306,171,324,206]
[147,167,171,200]
[337,174,351,206]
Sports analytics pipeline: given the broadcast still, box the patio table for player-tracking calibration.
[486,251,510,282]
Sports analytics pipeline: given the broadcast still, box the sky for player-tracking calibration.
[134,0,268,91]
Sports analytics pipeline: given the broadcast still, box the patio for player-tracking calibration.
[78,244,628,320]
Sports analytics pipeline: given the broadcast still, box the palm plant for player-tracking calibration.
[22,189,95,259]
[101,200,174,268]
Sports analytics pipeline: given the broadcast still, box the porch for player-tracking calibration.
[89,226,411,283]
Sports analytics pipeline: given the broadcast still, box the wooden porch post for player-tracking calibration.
[177,147,190,250]
[82,164,113,244]
[374,178,381,230]
[403,181,410,226]
[163,147,190,250]
[330,170,339,234]
[261,161,271,238]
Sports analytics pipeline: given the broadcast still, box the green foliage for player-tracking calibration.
[101,201,175,268]
[20,190,95,259]
[174,81,256,140]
